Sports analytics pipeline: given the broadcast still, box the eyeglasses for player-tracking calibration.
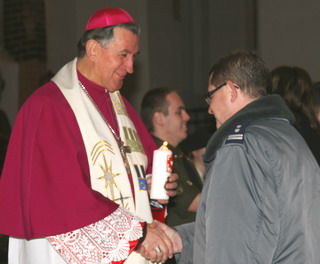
[204,83,226,104]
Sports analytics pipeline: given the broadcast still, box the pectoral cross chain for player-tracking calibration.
[79,81,132,175]
[119,140,132,174]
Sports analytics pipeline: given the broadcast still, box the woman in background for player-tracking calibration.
[269,66,320,165]
[313,81,320,124]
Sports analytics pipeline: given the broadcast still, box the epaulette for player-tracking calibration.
[225,122,249,145]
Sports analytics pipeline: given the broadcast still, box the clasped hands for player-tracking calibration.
[136,173,182,262]
[136,220,182,263]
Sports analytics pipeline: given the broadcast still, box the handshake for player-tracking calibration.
[136,220,182,263]
[137,172,182,263]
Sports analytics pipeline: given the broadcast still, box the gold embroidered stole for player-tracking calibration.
[52,59,153,264]
[52,59,152,221]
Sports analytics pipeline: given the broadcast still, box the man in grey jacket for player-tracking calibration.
[153,51,320,263]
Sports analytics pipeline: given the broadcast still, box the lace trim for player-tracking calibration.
[48,207,143,264]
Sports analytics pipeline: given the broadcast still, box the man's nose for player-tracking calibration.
[183,110,190,121]
[124,56,134,74]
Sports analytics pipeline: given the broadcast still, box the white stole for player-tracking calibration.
[52,58,152,264]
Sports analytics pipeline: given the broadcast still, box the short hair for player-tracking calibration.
[209,51,270,98]
[141,87,176,133]
[77,23,140,58]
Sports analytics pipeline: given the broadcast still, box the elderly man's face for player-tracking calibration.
[93,27,140,92]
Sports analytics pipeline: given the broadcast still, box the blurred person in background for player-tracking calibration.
[141,87,203,264]
[313,81,320,124]
[181,124,216,182]
[269,66,320,165]
[141,87,203,227]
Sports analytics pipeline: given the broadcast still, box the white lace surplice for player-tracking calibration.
[9,207,143,264]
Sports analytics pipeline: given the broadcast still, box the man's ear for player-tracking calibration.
[153,112,164,126]
[227,80,238,103]
[86,39,99,61]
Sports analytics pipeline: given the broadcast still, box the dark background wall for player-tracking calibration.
[1,0,320,128]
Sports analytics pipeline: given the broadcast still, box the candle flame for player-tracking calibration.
[159,141,170,151]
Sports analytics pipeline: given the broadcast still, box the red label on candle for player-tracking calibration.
[167,155,173,173]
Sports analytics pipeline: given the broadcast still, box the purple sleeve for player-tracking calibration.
[0,83,118,239]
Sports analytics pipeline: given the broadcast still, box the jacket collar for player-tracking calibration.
[203,94,295,163]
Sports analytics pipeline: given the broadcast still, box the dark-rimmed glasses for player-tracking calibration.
[204,83,226,104]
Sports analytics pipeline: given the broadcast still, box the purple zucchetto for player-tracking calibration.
[86,8,134,31]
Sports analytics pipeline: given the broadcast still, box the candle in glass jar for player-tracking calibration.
[150,141,173,200]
